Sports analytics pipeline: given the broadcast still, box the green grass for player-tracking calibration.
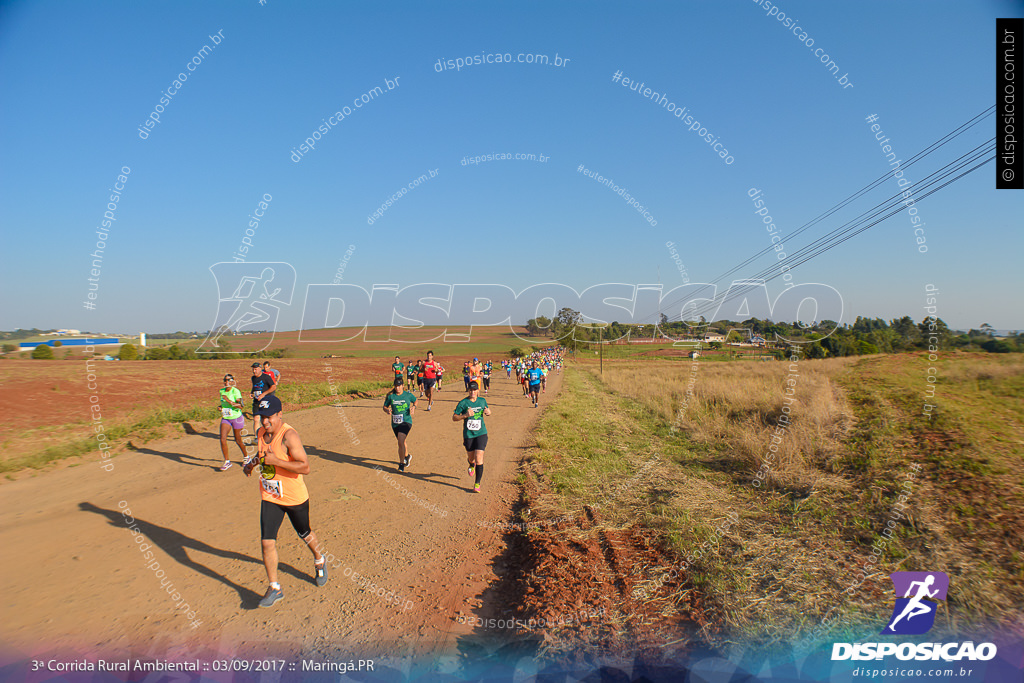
[0,404,221,473]
[275,378,392,404]
[0,378,393,474]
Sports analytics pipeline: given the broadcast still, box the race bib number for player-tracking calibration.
[467,418,482,431]
[254,389,263,398]
[222,407,234,418]
[260,478,283,498]
[392,414,404,424]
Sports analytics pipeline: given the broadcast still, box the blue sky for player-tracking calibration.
[1,0,1021,333]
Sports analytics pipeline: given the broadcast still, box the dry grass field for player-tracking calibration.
[517,352,1024,653]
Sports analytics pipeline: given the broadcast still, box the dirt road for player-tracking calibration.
[1,368,561,662]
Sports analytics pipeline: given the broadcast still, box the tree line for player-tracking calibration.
[523,309,1023,357]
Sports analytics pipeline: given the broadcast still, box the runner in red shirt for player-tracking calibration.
[420,350,440,411]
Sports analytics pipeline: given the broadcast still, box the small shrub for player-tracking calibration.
[32,344,54,359]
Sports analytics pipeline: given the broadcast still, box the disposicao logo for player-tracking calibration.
[883,571,948,635]
[831,571,997,662]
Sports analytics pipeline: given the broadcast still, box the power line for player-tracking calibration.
[644,108,996,327]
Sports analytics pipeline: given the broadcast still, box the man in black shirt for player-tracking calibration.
[249,362,278,449]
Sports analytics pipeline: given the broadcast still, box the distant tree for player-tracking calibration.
[556,307,582,331]
[980,323,996,337]
[118,343,138,361]
[53,340,63,348]
[856,340,880,355]
[891,316,921,348]
[709,341,723,350]
[918,317,954,349]
[726,330,743,343]
[981,339,1016,353]
[867,328,897,354]
[32,344,54,359]
[803,342,827,359]
[1,343,16,353]
[742,318,764,334]
[145,347,170,360]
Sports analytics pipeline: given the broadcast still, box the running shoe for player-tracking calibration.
[259,585,284,607]
[468,465,475,477]
[219,461,233,471]
[398,461,406,472]
[314,561,328,587]
[403,453,412,469]
[474,483,481,493]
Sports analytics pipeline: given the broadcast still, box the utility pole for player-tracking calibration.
[599,325,603,375]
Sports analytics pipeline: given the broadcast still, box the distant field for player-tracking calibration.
[0,328,566,473]
[181,325,553,358]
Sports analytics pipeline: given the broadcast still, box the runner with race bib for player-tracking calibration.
[218,373,247,471]
[243,395,327,608]
[406,359,417,387]
[382,377,417,472]
[453,381,491,493]
[250,362,278,444]
[421,350,440,411]
[526,361,544,408]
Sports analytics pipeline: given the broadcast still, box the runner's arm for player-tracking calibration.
[264,430,310,474]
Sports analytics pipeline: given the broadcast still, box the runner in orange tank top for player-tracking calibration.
[243,395,327,607]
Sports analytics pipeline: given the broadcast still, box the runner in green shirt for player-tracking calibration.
[383,377,417,472]
[218,373,247,471]
[452,381,491,492]
[391,355,404,380]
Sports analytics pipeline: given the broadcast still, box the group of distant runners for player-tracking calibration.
[384,353,491,492]
[213,347,564,608]
[505,349,562,408]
